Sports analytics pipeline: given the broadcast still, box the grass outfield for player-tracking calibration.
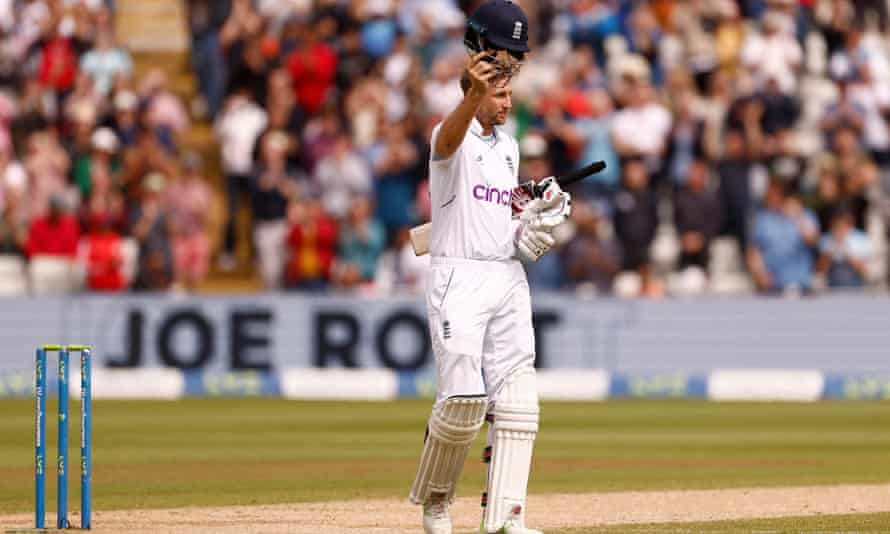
[0,399,888,515]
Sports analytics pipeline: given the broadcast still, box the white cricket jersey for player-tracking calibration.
[428,117,520,260]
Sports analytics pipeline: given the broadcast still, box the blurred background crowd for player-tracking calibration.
[2,0,890,298]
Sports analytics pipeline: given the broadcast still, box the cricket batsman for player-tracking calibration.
[408,1,571,533]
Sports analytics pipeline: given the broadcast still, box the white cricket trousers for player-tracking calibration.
[426,256,536,408]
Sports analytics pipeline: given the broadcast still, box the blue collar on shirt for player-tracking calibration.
[469,117,500,147]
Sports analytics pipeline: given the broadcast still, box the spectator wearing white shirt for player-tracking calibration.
[611,56,671,175]
[215,89,267,270]
[843,64,890,165]
[422,54,463,118]
[79,29,131,96]
[313,132,371,220]
[829,27,890,87]
[740,10,802,93]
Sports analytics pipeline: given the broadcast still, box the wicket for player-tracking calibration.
[35,344,92,530]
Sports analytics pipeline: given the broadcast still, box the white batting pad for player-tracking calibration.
[409,395,487,504]
[483,369,539,532]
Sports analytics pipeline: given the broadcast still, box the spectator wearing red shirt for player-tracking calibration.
[286,193,337,291]
[38,28,79,95]
[286,19,337,116]
[80,214,126,291]
[26,196,80,258]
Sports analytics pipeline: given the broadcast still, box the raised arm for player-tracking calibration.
[433,52,496,161]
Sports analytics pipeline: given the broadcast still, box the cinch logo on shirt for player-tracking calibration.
[473,184,511,206]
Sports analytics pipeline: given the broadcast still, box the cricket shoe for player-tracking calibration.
[482,505,543,534]
[423,497,452,534]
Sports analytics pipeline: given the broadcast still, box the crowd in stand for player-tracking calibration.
[3,0,890,297]
[0,0,210,293]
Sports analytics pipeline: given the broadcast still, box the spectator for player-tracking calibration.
[611,57,672,174]
[747,180,820,294]
[64,73,102,129]
[78,144,126,235]
[314,132,371,220]
[851,65,890,165]
[215,87,267,270]
[665,90,705,186]
[374,225,429,294]
[763,129,806,193]
[613,158,658,276]
[717,129,755,249]
[832,125,869,187]
[37,23,80,97]
[518,133,550,184]
[755,75,800,135]
[186,0,230,117]
[369,119,420,237]
[335,19,374,94]
[225,23,271,106]
[301,106,340,172]
[820,77,866,145]
[219,0,263,64]
[129,172,174,291]
[816,206,872,288]
[0,132,26,211]
[142,69,191,146]
[252,130,297,288]
[24,129,70,218]
[26,195,79,259]
[111,89,139,147]
[167,152,212,291]
[804,158,845,233]
[563,199,621,294]
[701,69,733,160]
[740,10,802,93]
[0,195,27,256]
[423,53,463,118]
[119,125,179,205]
[333,196,385,288]
[624,3,662,83]
[845,159,878,231]
[72,127,118,198]
[546,88,620,197]
[674,160,722,271]
[286,16,337,116]
[79,28,131,96]
[829,26,889,88]
[285,191,338,291]
[261,68,304,169]
[79,212,126,291]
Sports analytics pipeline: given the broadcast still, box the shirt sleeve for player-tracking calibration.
[429,122,462,165]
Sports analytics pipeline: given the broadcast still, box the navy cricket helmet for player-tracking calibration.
[464,0,530,57]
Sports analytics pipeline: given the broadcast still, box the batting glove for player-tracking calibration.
[523,191,572,232]
[515,221,556,262]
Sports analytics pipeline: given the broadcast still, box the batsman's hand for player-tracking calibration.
[466,51,497,97]
[534,176,565,207]
[522,191,572,232]
[515,222,556,263]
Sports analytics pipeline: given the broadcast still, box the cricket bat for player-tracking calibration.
[410,160,607,255]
